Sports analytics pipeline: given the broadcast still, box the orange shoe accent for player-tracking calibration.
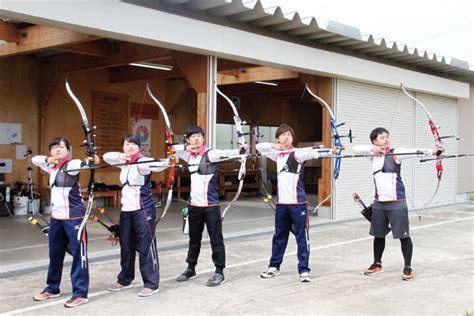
[401,272,415,281]
[364,266,384,275]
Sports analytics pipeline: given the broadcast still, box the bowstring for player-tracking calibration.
[388,87,402,133]
[136,86,148,122]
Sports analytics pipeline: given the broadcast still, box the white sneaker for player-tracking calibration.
[300,272,311,282]
[260,267,280,278]
[138,287,160,297]
[107,282,133,292]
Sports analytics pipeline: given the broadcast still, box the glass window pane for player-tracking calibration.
[216,123,232,149]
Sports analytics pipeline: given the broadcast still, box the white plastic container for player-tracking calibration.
[13,196,28,215]
[28,199,41,215]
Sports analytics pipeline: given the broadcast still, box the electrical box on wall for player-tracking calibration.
[231,96,240,109]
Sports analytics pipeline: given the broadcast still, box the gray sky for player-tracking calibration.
[261,0,473,68]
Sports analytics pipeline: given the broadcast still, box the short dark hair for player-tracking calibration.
[48,137,71,150]
[275,124,296,140]
[370,127,389,143]
[124,134,141,147]
[185,125,204,139]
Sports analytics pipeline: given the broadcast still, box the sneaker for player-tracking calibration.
[401,267,415,281]
[64,297,89,308]
[33,291,60,301]
[176,268,197,282]
[364,263,384,275]
[260,267,280,279]
[107,282,133,291]
[206,273,225,287]
[300,272,311,283]
[138,287,160,297]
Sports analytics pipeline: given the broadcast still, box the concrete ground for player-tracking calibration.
[0,201,473,315]
[0,197,330,277]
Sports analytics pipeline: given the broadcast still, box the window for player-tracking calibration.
[254,125,278,144]
[216,123,250,149]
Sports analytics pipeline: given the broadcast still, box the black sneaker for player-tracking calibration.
[206,273,225,287]
[176,268,197,282]
[364,263,384,275]
[401,267,415,281]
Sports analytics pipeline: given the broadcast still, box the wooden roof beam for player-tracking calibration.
[217,66,299,85]
[0,21,21,43]
[108,65,183,83]
[0,25,99,57]
[173,51,207,93]
[48,43,174,73]
[217,59,256,71]
[55,40,113,58]
[219,86,302,96]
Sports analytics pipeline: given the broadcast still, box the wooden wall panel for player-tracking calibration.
[216,95,323,143]
[0,56,40,190]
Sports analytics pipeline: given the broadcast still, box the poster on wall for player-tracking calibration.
[132,118,152,157]
[8,123,21,144]
[0,123,22,144]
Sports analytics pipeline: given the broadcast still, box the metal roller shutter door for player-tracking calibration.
[335,79,417,220]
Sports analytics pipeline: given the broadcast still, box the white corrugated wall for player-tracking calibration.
[334,79,457,220]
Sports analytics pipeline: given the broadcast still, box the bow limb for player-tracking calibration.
[303,84,343,177]
[146,83,176,224]
[304,84,336,121]
[401,84,435,123]
[400,84,443,147]
[146,83,171,128]
[65,79,89,126]
[215,83,246,151]
[400,83,443,218]
[65,80,96,272]
[303,84,344,215]
[214,82,246,219]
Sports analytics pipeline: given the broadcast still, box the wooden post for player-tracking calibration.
[197,92,207,134]
[174,51,208,134]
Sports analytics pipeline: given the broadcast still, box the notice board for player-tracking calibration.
[92,91,129,155]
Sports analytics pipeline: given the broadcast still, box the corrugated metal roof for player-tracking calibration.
[125,0,474,83]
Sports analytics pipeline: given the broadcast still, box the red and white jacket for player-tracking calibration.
[352,145,434,202]
[103,152,168,212]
